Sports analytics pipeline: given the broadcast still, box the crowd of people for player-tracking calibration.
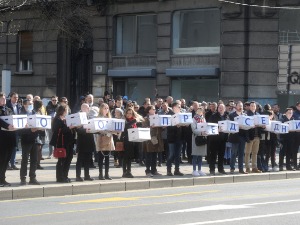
[0,91,300,187]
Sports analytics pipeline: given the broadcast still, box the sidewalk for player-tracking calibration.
[1,146,300,200]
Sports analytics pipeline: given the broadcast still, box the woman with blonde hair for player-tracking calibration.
[96,103,114,180]
[121,107,143,178]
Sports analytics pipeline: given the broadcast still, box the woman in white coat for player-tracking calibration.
[191,107,207,176]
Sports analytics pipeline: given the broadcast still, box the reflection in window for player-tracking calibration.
[116,15,157,55]
[173,8,220,55]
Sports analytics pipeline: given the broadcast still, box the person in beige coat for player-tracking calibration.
[191,107,207,176]
[142,105,164,177]
[96,103,115,180]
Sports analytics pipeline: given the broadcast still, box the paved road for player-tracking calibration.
[1,178,300,225]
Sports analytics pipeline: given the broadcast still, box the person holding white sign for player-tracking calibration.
[50,105,76,183]
[142,105,164,177]
[228,101,248,174]
[96,103,115,180]
[18,99,42,185]
[166,102,184,176]
[245,102,264,173]
[75,103,95,182]
[121,108,144,178]
[279,108,296,171]
[191,107,207,176]
[208,104,229,175]
[0,92,16,187]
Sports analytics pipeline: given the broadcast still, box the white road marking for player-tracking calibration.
[163,198,300,214]
[163,204,252,214]
[177,211,300,225]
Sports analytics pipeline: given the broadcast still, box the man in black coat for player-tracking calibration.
[6,92,22,170]
[208,103,228,175]
[0,92,16,186]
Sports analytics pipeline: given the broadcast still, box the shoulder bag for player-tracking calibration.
[53,129,66,158]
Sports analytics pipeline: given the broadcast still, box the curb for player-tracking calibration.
[1,171,300,200]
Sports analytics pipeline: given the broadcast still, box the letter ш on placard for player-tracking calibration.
[114,122,123,131]
[162,117,169,125]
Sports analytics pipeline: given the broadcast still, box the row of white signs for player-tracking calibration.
[1,112,299,135]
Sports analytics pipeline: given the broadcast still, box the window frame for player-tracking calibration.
[172,8,221,56]
[17,31,33,74]
[115,14,157,56]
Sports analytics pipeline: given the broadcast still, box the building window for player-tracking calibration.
[172,8,220,55]
[18,31,33,72]
[116,14,157,55]
[279,9,300,44]
[171,79,219,102]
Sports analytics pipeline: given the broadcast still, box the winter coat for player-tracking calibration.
[228,111,248,143]
[76,127,95,153]
[0,106,17,149]
[142,117,164,153]
[50,117,75,148]
[191,114,207,156]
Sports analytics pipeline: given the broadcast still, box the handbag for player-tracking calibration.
[151,136,158,145]
[53,129,66,158]
[115,141,124,151]
[195,135,207,146]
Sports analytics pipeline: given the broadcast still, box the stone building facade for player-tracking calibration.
[0,0,299,107]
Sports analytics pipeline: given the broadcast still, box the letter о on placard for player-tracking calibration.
[97,120,107,130]
[40,118,48,128]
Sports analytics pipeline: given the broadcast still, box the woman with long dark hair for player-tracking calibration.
[50,105,76,183]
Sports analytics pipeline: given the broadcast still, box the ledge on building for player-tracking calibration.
[14,71,34,76]
[165,67,219,77]
[108,68,156,78]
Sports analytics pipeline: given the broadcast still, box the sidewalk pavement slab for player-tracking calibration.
[149,179,172,189]
[72,183,100,195]
[193,177,214,186]
[269,173,287,180]
[214,175,234,184]
[172,178,194,187]
[100,182,126,193]
[287,172,300,179]
[126,181,150,191]
[44,186,73,197]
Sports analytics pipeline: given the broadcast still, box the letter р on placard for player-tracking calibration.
[183,115,188,122]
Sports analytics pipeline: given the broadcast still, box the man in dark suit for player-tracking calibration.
[6,92,22,170]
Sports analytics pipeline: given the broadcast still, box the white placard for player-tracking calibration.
[265,121,289,134]
[149,115,171,127]
[65,112,88,127]
[128,128,151,142]
[1,115,27,130]
[84,118,109,133]
[171,113,193,126]
[254,115,270,126]
[218,120,239,133]
[27,115,52,129]
[195,123,219,135]
[284,120,300,132]
[234,115,255,130]
[107,118,125,132]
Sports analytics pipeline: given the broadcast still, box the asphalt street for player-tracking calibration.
[1,178,300,224]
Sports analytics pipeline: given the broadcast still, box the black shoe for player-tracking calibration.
[279,167,283,171]
[125,172,134,178]
[286,167,296,171]
[11,165,19,170]
[139,161,145,166]
[90,165,97,169]
[7,166,13,170]
[0,180,11,187]
[174,170,184,176]
[105,175,112,180]
[29,179,40,185]
[210,171,215,176]
[84,177,94,181]
[99,175,105,180]
[20,178,26,185]
[239,169,248,174]
[218,170,227,175]
[122,173,126,178]
[37,165,44,170]
[76,177,84,182]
